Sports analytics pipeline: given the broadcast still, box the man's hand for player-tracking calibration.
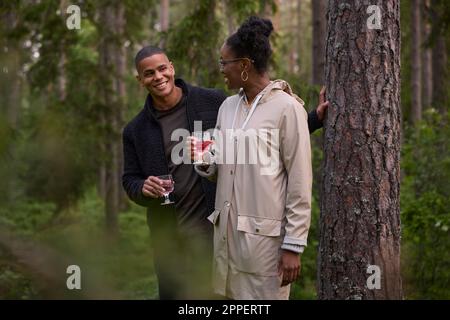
[278,249,301,287]
[142,176,166,198]
[316,86,329,122]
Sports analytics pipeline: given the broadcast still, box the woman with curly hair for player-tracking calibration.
[196,16,313,300]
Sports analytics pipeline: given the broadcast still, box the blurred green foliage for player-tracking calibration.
[0,188,158,299]
[0,0,449,299]
[401,111,450,299]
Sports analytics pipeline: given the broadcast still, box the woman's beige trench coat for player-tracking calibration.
[202,80,312,299]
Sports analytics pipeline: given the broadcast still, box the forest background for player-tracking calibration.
[0,0,448,299]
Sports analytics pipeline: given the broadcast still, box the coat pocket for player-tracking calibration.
[234,215,282,276]
[237,215,281,237]
[207,209,221,225]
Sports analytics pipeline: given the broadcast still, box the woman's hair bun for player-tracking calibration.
[237,16,274,42]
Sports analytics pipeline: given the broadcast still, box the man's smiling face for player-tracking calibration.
[137,53,176,99]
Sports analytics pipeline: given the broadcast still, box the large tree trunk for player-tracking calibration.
[312,0,326,85]
[421,0,432,108]
[319,0,403,300]
[410,0,422,124]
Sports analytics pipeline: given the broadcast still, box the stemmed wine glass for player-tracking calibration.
[192,132,214,165]
[156,174,175,205]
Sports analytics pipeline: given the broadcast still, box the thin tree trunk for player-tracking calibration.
[411,0,422,124]
[288,0,300,74]
[58,0,67,101]
[98,158,106,201]
[1,10,22,204]
[114,3,128,212]
[295,0,302,73]
[57,47,67,101]
[319,0,403,300]
[431,0,448,115]
[421,0,432,108]
[260,0,273,19]
[98,3,127,236]
[160,0,169,30]
[1,11,20,130]
[272,0,280,31]
[3,53,21,130]
[312,0,326,85]
[431,35,447,114]
[225,0,235,36]
[205,0,218,85]
[104,5,119,236]
[159,0,169,48]
[433,36,448,113]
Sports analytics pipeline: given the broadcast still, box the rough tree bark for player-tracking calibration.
[319,0,403,299]
[411,0,422,124]
[312,0,326,84]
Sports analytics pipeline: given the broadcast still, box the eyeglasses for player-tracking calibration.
[218,57,254,69]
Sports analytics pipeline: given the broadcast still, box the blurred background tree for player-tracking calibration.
[0,0,448,299]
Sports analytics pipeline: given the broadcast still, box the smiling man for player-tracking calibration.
[122,45,328,300]
[122,46,225,299]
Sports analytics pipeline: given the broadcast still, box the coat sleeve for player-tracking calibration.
[307,109,323,134]
[194,162,217,182]
[279,101,313,248]
[122,126,155,207]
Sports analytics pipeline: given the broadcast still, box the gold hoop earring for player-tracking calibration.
[241,70,249,82]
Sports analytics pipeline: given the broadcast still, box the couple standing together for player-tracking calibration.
[122,16,329,300]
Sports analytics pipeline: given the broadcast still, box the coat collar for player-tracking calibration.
[238,79,305,106]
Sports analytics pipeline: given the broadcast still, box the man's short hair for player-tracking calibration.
[135,46,166,70]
